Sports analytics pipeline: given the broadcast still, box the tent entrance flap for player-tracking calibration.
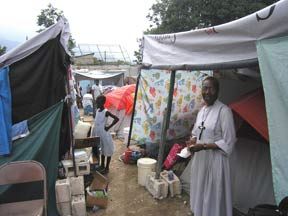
[229,89,269,141]
[257,35,288,204]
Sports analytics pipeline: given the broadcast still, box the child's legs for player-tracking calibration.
[100,155,105,168]
[106,156,111,170]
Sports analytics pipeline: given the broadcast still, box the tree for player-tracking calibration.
[37,4,76,55]
[0,45,6,56]
[133,38,144,65]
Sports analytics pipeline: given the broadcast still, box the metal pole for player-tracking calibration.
[66,65,77,176]
[127,68,141,148]
[155,70,176,179]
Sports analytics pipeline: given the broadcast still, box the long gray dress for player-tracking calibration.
[190,100,236,216]
[92,109,114,156]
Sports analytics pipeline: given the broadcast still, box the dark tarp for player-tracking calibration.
[0,101,64,215]
[9,35,71,158]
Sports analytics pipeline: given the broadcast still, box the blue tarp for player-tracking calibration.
[257,36,288,204]
[0,67,12,155]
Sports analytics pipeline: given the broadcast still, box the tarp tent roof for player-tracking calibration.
[142,0,288,70]
[0,18,70,67]
[74,69,125,80]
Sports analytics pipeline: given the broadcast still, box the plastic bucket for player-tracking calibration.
[123,127,130,144]
[137,158,157,186]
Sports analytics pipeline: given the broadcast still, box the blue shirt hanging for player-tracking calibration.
[0,66,12,155]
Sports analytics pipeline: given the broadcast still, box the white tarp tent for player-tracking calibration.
[0,18,70,68]
[74,69,125,87]
[142,0,288,70]
[141,0,288,212]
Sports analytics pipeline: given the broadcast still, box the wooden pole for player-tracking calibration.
[66,65,77,176]
[155,70,176,179]
[127,68,141,148]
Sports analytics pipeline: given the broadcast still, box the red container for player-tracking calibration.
[124,149,132,164]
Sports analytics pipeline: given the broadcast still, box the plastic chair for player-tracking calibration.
[0,160,47,216]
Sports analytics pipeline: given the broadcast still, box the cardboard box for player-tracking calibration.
[86,190,108,208]
[86,171,109,208]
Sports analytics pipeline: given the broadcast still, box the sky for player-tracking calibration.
[0,0,156,60]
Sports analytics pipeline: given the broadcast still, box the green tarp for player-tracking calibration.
[0,101,64,215]
[257,36,288,204]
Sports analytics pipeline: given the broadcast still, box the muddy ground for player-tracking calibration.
[86,138,192,216]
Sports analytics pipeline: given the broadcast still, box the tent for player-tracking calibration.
[104,84,135,139]
[0,18,71,215]
[74,69,125,89]
[130,0,288,213]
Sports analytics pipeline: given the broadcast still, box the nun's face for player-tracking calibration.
[202,79,218,106]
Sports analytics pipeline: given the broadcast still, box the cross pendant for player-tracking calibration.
[198,121,206,140]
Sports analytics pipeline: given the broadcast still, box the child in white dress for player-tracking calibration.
[92,95,119,174]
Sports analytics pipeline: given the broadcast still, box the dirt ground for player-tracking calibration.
[86,138,192,216]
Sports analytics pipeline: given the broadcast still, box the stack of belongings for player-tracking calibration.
[55,175,87,216]
[82,93,93,115]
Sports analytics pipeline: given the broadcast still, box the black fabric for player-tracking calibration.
[247,197,288,216]
[0,181,43,203]
[9,35,68,122]
[279,197,288,214]
[247,206,280,216]
[9,34,71,158]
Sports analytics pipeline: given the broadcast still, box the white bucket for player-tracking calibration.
[137,158,157,186]
[123,127,130,144]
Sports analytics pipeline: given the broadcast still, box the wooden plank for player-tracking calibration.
[74,137,100,149]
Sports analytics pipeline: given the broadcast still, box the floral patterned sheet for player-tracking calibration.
[131,69,212,144]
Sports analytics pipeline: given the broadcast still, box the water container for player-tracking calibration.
[137,158,157,186]
[123,127,130,144]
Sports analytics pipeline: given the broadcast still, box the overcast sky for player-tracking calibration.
[0,0,156,60]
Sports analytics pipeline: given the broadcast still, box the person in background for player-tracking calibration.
[82,90,93,115]
[91,80,102,117]
[86,84,91,94]
[76,82,83,108]
[92,95,119,174]
[187,76,236,216]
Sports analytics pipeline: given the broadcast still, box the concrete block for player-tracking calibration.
[145,172,168,199]
[55,178,71,203]
[62,160,75,177]
[71,195,86,216]
[69,176,84,196]
[57,201,71,216]
[160,170,182,197]
[76,161,90,176]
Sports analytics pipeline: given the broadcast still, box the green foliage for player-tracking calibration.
[0,45,6,56]
[37,3,63,32]
[37,3,76,55]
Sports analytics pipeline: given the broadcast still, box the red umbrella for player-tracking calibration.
[104,84,136,114]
